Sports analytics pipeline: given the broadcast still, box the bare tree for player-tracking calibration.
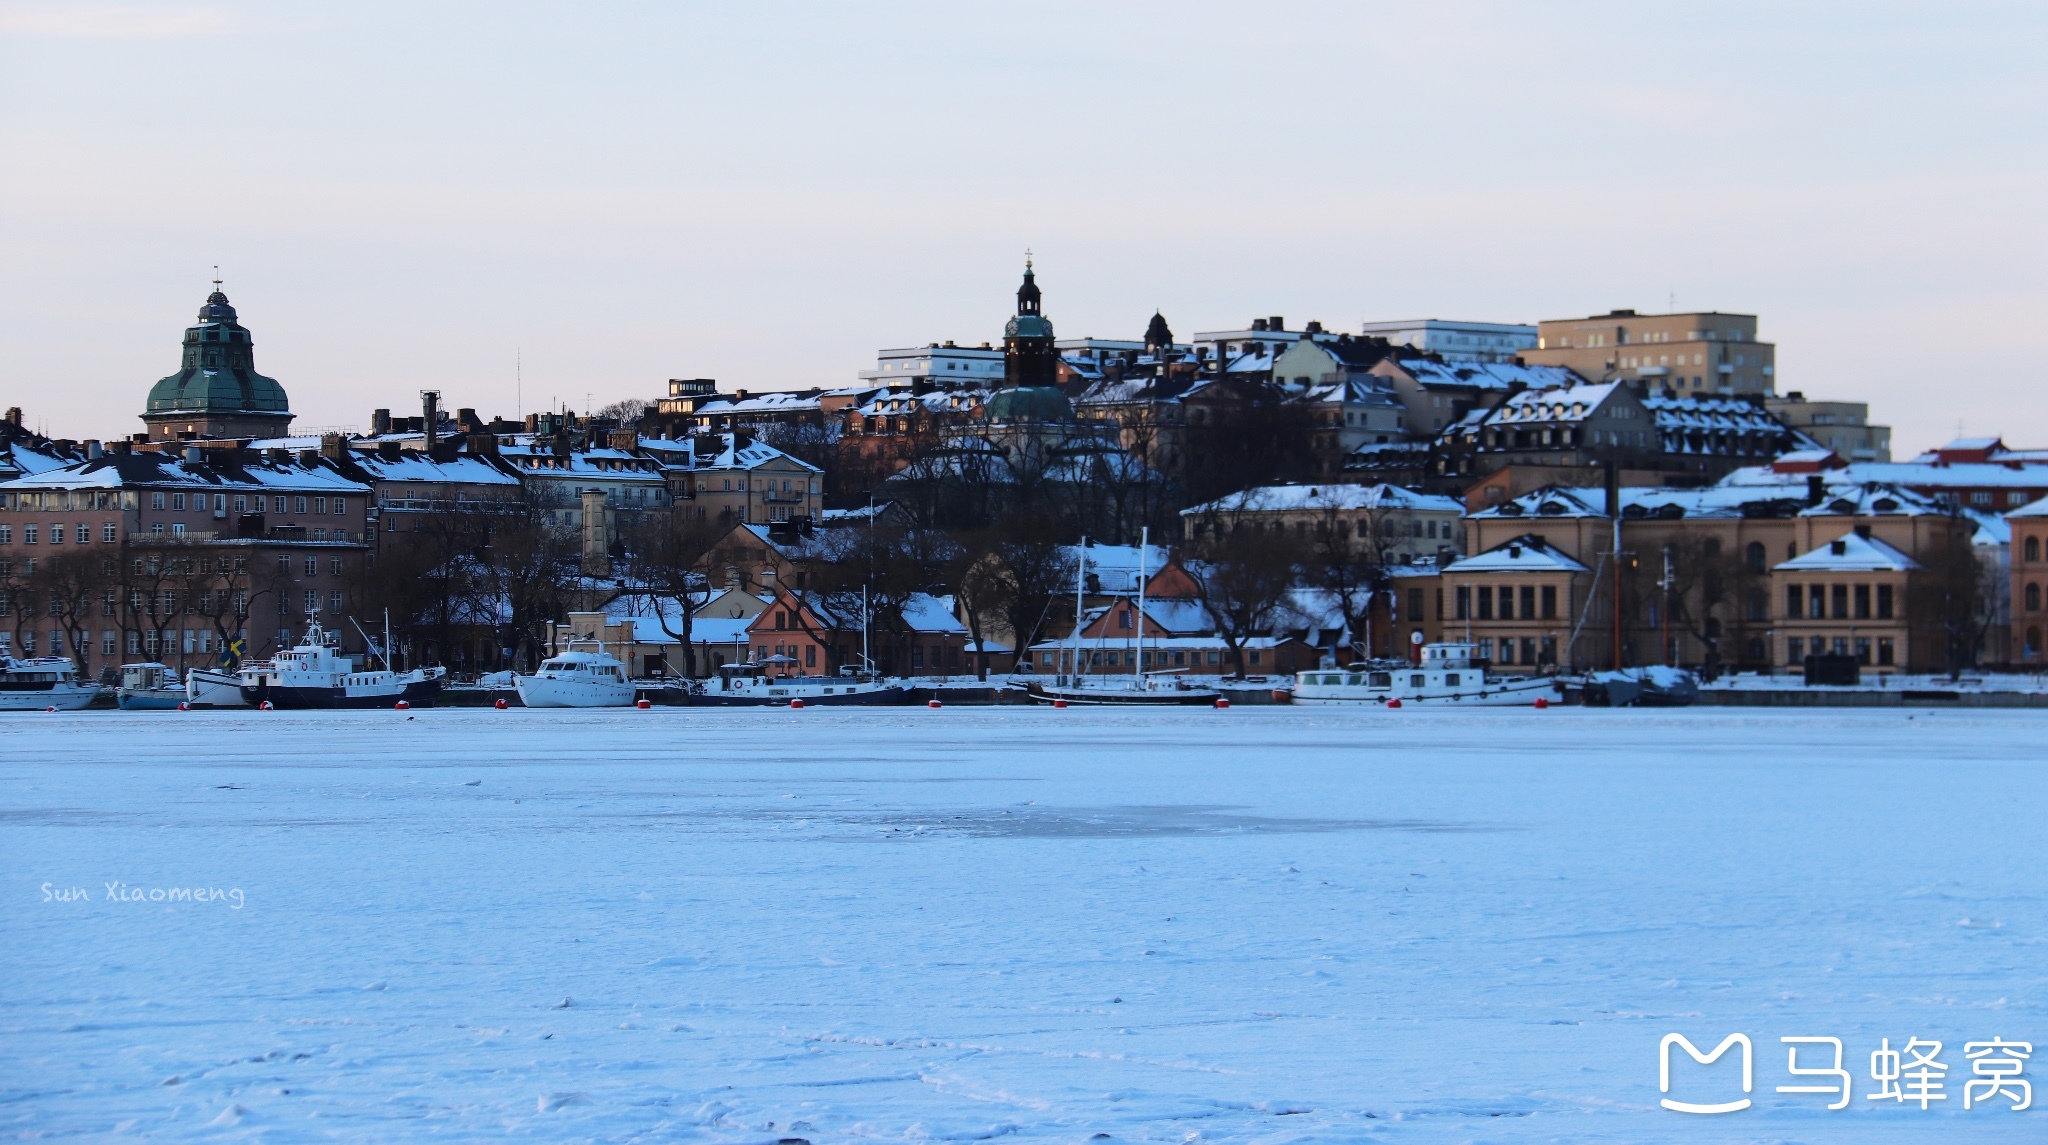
[32,549,112,674]
[620,506,727,678]
[1188,521,1305,679]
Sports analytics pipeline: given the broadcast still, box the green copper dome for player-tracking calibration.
[984,384,1073,423]
[143,290,292,416]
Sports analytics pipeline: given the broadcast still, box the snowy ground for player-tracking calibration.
[4,706,2042,1143]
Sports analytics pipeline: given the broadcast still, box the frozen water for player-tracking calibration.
[3,706,2043,1142]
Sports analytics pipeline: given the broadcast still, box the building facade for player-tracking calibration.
[1522,309,1775,396]
[1357,319,1537,364]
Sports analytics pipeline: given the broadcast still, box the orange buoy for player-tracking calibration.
[1534,696,1550,710]
[395,700,410,711]
[44,705,57,713]
[928,699,942,709]
[636,698,652,709]
[494,697,508,710]
[259,701,274,711]
[177,702,190,711]
[790,698,804,709]
[1386,698,1402,709]
[1214,697,1230,709]
[1052,698,1067,709]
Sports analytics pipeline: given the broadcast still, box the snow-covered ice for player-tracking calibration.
[4,706,2043,1142]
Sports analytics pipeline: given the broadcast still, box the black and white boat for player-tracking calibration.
[1291,642,1564,706]
[1023,676,1220,706]
[687,661,908,706]
[237,620,446,709]
[0,652,102,711]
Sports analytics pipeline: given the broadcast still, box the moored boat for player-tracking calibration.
[186,667,251,708]
[116,662,186,709]
[237,619,446,709]
[0,653,103,711]
[514,644,637,708]
[688,661,908,706]
[1291,642,1564,706]
[1024,676,1220,706]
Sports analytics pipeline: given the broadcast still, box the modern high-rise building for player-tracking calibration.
[1521,309,1775,395]
[1357,319,1536,365]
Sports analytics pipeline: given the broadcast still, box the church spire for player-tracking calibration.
[1016,253,1041,316]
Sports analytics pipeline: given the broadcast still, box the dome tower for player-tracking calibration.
[141,283,295,441]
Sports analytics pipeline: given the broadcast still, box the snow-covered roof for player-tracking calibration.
[347,451,521,486]
[1182,482,1461,517]
[0,450,371,494]
[1776,533,1920,572]
[1444,535,1589,574]
[1384,359,1582,391]
[899,593,968,634]
[1056,542,1174,595]
[2009,496,2048,519]
[1726,459,2048,493]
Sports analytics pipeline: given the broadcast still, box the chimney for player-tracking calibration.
[378,440,402,462]
[524,412,540,433]
[421,390,441,450]
[466,431,499,457]
[609,428,638,452]
[1269,316,1285,332]
[456,407,481,432]
[1250,318,1268,332]
[1806,474,1825,507]
[320,432,346,460]
[370,408,391,435]
[2,406,20,426]
[86,440,103,459]
[580,490,612,577]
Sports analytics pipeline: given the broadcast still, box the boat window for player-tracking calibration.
[1346,675,1363,686]
[1410,674,1426,687]
[1445,673,1460,686]
[1369,672,1391,687]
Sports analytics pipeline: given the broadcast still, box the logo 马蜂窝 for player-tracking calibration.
[1659,1032,2031,1114]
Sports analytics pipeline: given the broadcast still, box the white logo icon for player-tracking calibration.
[1660,1033,1753,1113]
[1776,1036,1852,1109]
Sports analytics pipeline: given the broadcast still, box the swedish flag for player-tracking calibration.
[221,637,246,672]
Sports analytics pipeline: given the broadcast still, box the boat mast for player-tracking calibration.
[1070,536,1085,683]
[1135,527,1148,683]
[861,585,870,673]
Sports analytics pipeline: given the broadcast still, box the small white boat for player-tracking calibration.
[689,662,908,706]
[514,644,637,708]
[186,667,251,708]
[1291,642,1563,706]
[116,662,186,710]
[238,619,446,709]
[0,653,103,711]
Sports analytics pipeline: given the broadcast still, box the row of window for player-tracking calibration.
[1454,585,1562,621]
[0,524,120,544]
[1786,583,1894,621]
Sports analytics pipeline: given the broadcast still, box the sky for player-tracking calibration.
[2,1,2044,457]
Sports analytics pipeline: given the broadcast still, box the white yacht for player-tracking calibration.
[514,644,638,708]
[0,653,102,711]
[690,662,908,706]
[237,619,446,708]
[1025,675,1220,706]
[1291,642,1563,706]
[116,662,186,710]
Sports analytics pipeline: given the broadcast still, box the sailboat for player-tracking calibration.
[1025,530,1220,706]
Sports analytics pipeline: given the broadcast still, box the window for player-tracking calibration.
[1808,587,1825,620]
[2029,583,2042,612]
[1971,492,1992,505]
[102,524,117,542]
[314,496,326,513]
[0,526,7,544]
[1455,586,1471,620]
[1541,585,1558,619]
[1877,638,1895,666]
[1876,584,1894,620]
[24,525,36,544]
[1477,586,1493,620]
[330,591,344,612]
[1745,541,1766,573]
[274,496,286,513]
[2027,537,2041,563]
[1854,584,1871,620]
[304,590,318,612]
[294,497,308,514]
[234,495,247,513]
[1408,588,1424,622]
[1788,637,1804,662]
[151,491,165,509]
[330,557,343,574]
[173,493,186,510]
[1855,637,1872,665]
[304,557,318,575]
[1519,585,1536,620]
[333,497,347,515]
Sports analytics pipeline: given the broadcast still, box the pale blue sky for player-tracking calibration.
[2,1,2043,454]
